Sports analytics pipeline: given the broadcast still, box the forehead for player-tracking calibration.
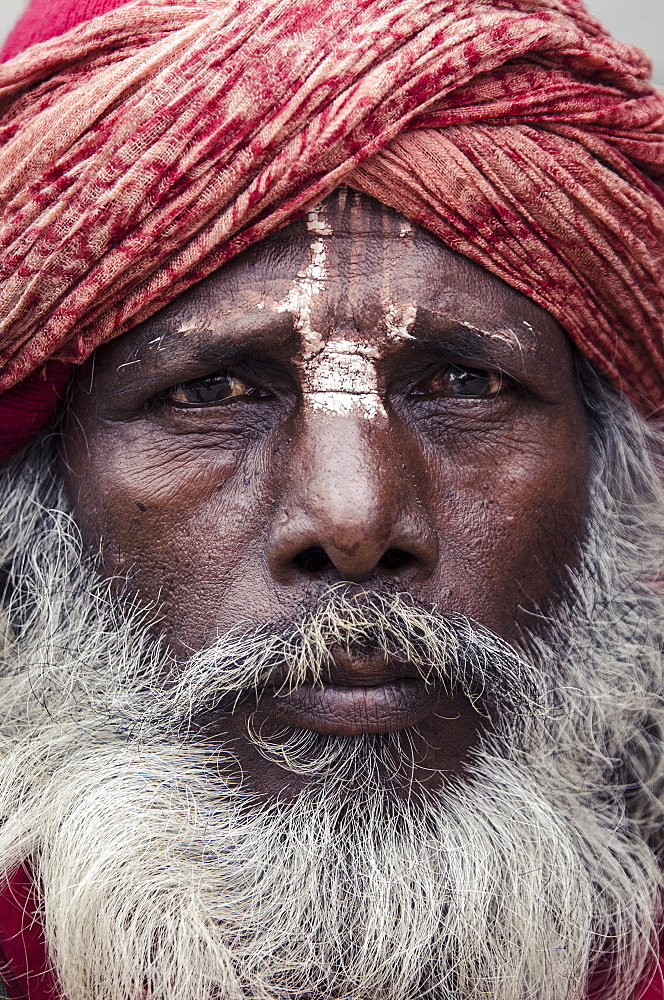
[194,189,557,338]
[91,188,571,380]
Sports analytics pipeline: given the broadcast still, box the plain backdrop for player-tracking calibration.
[0,0,663,83]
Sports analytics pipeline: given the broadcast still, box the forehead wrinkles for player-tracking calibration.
[329,196,417,344]
[275,202,331,358]
[378,203,417,345]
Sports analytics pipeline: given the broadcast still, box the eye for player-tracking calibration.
[166,371,272,408]
[411,364,506,400]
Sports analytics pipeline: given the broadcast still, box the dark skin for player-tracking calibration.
[60,189,590,796]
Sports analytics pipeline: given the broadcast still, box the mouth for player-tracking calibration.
[261,677,443,735]
[184,639,485,781]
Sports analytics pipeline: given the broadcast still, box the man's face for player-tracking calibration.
[10,190,663,1000]
[60,189,590,794]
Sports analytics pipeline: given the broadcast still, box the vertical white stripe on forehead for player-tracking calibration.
[275,203,331,357]
[274,201,394,419]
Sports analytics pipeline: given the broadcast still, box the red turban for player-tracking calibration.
[1,0,663,461]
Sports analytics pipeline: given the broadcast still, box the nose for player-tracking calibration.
[268,411,437,584]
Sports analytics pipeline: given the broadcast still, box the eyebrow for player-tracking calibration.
[109,310,299,395]
[108,299,542,398]
[412,310,534,371]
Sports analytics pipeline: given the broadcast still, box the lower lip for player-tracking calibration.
[262,679,439,735]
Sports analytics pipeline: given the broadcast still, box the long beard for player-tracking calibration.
[0,378,663,1000]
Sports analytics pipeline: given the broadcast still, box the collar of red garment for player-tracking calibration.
[0,863,661,1000]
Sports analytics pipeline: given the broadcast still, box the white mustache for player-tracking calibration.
[124,586,544,739]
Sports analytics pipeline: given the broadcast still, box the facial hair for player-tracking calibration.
[0,374,662,1000]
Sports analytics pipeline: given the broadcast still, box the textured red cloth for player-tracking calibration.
[0,0,132,461]
[0,0,663,463]
[643,968,664,1000]
[0,863,660,1000]
[1,0,130,61]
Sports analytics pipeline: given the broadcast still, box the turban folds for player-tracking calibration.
[0,0,663,460]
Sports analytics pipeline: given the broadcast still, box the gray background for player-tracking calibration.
[1,0,663,84]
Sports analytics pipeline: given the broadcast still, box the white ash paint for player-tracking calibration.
[275,204,330,358]
[274,204,388,420]
[301,338,387,420]
[385,302,417,342]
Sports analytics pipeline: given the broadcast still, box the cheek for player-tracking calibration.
[423,433,589,635]
[61,422,275,617]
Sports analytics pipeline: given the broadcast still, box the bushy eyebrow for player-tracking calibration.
[105,291,552,403]
[108,311,299,396]
[412,310,542,376]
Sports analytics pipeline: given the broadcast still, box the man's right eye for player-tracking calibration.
[166,371,272,408]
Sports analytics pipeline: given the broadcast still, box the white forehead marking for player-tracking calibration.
[275,203,330,357]
[306,207,333,237]
[302,338,387,420]
[385,302,417,342]
[273,204,386,419]
[399,221,413,237]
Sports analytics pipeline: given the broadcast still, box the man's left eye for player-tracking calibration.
[167,371,271,407]
[411,364,505,399]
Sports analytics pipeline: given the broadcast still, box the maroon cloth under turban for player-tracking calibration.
[1,0,664,461]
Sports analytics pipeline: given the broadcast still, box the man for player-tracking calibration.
[0,0,663,998]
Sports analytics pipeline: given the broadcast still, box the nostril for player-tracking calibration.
[378,547,414,571]
[294,545,333,574]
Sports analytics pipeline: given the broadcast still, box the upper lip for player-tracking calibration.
[264,646,423,692]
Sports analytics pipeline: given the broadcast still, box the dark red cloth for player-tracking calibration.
[0,868,59,1000]
[0,0,129,453]
[0,863,660,1000]
[0,363,71,460]
[644,968,664,1000]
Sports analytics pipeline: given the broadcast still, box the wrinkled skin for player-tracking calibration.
[60,189,590,795]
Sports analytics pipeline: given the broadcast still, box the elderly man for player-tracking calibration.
[0,0,663,998]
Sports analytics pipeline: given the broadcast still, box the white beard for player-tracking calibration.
[0,376,662,1000]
